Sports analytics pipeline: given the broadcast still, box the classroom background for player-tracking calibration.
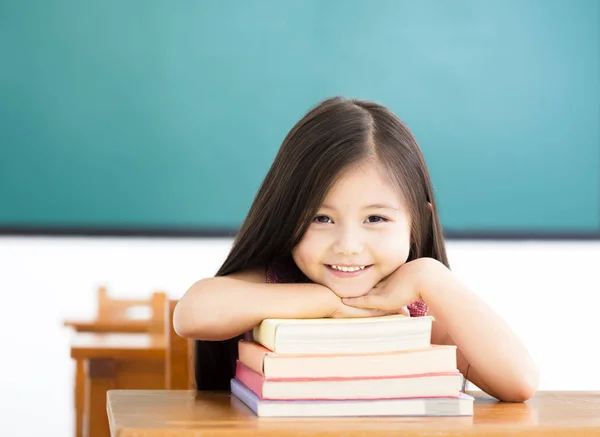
[1,1,598,436]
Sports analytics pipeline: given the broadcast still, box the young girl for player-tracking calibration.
[174,97,539,402]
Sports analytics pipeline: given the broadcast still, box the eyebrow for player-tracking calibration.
[320,203,400,212]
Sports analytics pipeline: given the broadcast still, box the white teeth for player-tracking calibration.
[331,265,366,272]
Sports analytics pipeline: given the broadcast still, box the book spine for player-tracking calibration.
[235,361,265,398]
[238,341,267,376]
[252,321,277,351]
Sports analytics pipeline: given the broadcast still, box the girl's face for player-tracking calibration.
[292,160,412,298]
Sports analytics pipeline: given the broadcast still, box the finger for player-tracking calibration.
[398,305,411,317]
[342,294,387,310]
[346,308,389,318]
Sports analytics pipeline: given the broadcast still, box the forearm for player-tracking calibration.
[173,277,336,341]
[422,260,539,401]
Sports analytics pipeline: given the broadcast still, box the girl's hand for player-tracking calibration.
[341,258,439,311]
[328,299,410,319]
[320,284,409,318]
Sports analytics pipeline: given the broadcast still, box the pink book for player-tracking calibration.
[238,339,458,379]
[234,361,463,401]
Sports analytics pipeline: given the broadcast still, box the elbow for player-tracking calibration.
[519,368,540,402]
[503,382,537,403]
[173,279,233,341]
[172,298,194,338]
[502,367,540,403]
[516,361,540,402]
[172,280,215,339]
[173,299,223,340]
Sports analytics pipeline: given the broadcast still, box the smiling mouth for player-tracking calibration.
[328,264,369,272]
[326,264,373,276]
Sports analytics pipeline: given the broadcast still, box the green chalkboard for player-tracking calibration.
[1,0,598,237]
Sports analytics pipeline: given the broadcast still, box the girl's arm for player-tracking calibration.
[341,257,539,402]
[423,260,539,402]
[173,268,338,341]
[173,268,392,341]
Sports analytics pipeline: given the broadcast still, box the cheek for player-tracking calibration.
[372,230,411,265]
[292,232,323,268]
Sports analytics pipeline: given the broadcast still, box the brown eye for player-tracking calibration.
[365,215,388,223]
[313,215,332,224]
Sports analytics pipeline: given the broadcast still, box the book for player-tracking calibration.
[231,378,474,417]
[252,314,434,354]
[238,339,458,379]
[235,361,463,400]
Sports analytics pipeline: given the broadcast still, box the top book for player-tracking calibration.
[252,314,434,354]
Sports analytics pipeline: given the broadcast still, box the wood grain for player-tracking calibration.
[106,390,600,437]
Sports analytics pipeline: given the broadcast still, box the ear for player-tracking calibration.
[427,202,432,212]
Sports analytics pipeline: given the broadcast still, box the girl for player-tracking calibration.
[174,97,539,402]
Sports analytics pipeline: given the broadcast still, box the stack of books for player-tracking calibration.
[230,314,474,417]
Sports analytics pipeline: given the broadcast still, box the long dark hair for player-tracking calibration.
[194,96,449,390]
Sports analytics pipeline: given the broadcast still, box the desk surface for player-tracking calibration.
[64,319,160,333]
[107,390,600,437]
[70,333,166,360]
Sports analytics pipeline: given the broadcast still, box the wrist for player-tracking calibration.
[256,282,339,320]
[314,284,341,318]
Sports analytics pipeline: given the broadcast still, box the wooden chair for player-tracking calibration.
[68,287,168,437]
[65,286,168,333]
[164,300,195,389]
[97,286,167,333]
[72,296,194,437]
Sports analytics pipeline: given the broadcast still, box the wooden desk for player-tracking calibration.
[71,333,166,437]
[107,390,600,436]
[64,319,161,333]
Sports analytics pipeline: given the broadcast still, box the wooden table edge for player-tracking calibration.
[106,390,600,437]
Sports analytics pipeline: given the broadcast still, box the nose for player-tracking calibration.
[332,226,364,255]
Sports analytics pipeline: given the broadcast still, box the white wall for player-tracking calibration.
[0,237,598,436]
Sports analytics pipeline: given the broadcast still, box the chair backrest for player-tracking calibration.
[165,300,195,389]
[97,286,167,332]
